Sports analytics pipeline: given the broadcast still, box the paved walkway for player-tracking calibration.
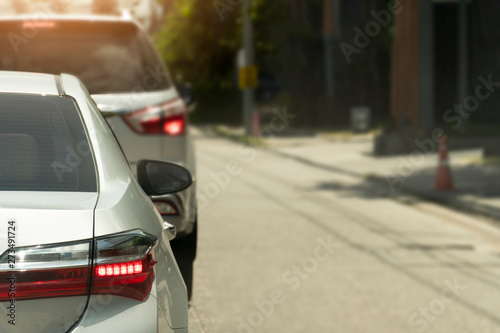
[264,133,500,221]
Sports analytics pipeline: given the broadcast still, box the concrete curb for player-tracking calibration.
[367,174,500,221]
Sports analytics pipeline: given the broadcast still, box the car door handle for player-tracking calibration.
[163,222,177,241]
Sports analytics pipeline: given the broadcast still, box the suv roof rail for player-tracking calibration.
[55,75,65,96]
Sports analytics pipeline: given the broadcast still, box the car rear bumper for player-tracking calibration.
[69,293,162,333]
[69,288,188,333]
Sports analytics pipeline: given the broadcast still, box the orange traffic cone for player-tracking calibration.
[434,135,455,191]
[252,109,260,138]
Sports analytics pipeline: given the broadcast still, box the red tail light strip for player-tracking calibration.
[163,114,185,136]
[0,241,91,301]
[92,252,157,301]
[96,261,143,277]
[0,230,158,302]
[0,267,89,301]
[122,98,187,136]
[91,230,158,301]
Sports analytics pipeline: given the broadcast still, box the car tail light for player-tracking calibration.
[23,21,56,29]
[0,230,158,302]
[0,241,91,301]
[123,98,186,136]
[92,230,158,301]
[153,201,178,215]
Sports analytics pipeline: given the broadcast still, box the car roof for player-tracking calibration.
[0,71,60,95]
[0,14,135,24]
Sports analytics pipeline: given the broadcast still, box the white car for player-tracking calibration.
[0,15,198,299]
[0,71,190,333]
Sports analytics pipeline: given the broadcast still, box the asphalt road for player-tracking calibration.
[187,132,500,333]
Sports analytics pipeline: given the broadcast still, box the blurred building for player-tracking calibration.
[324,0,500,154]
[323,0,392,128]
[391,0,500,129]
[383,0,500,154]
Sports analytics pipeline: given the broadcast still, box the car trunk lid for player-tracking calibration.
[0,191,97,333]
[91,90,177,115]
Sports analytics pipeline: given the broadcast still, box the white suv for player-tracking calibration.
[0,15,198,299]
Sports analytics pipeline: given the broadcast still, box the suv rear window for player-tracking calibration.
[0,93,97,192]
[0,20,171,94]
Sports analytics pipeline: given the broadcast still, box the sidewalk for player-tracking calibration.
[208,125,500,222]
[269,135,500,220]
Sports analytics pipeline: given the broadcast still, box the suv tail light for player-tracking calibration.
[123,98,186,136]
[92,230,158,301]
[0,230,157,302]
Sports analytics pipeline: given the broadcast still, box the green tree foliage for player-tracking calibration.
[252,0,325,126]
[156,0,395,127]
[156,0,325,125]
[156,0,243,123]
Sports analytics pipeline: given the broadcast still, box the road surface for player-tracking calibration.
[187,131,500,333]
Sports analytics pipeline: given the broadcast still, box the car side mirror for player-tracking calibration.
[175,83,195,107]
[137,160,193,196]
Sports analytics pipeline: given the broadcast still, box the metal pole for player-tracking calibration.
[458,0,468,105]
[243,0,254,136]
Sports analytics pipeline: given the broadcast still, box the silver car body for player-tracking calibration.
[0,71,188,332]
[0,14,197,238]
[93,87,197,237]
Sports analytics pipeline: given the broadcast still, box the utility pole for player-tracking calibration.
[242,0,255,136]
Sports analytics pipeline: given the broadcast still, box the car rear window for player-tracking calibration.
[0,20,171,94]
[0,93,97,192]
